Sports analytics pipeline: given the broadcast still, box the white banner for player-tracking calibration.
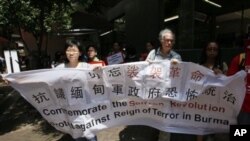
[4,61,246,138]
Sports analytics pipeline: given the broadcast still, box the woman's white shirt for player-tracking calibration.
[54,62,96,138]
[55,62,92,69]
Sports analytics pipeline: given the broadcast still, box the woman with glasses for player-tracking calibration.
[56,39,97,141]
[56,39,92,69]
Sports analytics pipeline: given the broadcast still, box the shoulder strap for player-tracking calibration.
[154,48,157,60]
[239,53,246,70]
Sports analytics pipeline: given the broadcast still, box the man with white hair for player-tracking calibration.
[147,28,196,141]
[146,28,181,62]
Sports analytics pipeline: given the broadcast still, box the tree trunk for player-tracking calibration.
[18,26,30,53]
[37,7,45,69]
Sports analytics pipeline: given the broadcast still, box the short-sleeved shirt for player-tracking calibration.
[146,48,182,61]
[56,62,92,69]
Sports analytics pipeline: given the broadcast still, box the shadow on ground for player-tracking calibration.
[0,86,83,141]
[119,125,159,141]
[0,86,40,134]
[0,86,161,141]
[0,86,61,138]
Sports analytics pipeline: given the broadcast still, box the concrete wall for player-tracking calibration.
[216,19,250,48]
[107,0,164,54]
[216,19,250,34]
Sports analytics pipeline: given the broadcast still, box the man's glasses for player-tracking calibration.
[66,50,79,54]
[162,39,174,43]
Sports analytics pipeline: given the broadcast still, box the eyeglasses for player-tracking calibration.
[66,50,79,54]
[162,39,174,43]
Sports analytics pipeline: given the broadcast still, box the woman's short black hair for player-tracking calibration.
[64,39,82,52]
[64,39,83,62]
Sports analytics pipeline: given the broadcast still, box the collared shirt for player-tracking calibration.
[146,48,182,61]
[88,57,106,66]
[91,57,100,62]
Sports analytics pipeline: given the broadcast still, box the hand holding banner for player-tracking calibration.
[4,61,246,138]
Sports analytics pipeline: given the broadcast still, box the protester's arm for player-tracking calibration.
[173,54,182,61]
[54,63,64,68]
[222,62,228,74]
[213,68,223,75]
[87,63,104,71]
[0,75,9,85]
[170,53,182,64]
[145,50,155,62]
[212,62,227,75]
[92,66,103,71]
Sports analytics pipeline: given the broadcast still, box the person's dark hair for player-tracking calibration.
[145,41,156,51]
[64,39,82,62]
[64,39,82,52]
[86,44,100,61]
[148,41,155,47]
[113,41,120,47]
[199,41,223,70]
[112,41,121,51]
[125,44,138,62]
[86,44,98,52]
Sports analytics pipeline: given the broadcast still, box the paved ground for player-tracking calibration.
[0,123,125,141]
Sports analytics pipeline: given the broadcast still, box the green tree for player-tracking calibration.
[0,0,93,68]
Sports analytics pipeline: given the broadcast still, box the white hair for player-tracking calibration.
[159,28,175,41]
